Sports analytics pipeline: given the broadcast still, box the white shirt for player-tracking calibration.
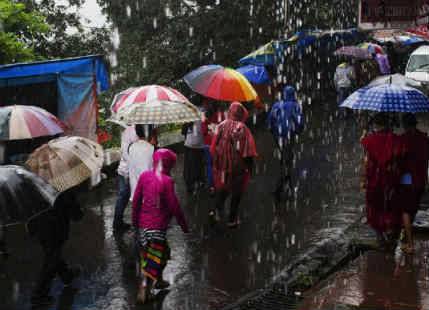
[334,63,355,89]
[117,126,138,177]
[128,140,154,200]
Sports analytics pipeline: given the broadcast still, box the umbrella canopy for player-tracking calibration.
[340,84,429,113]
[239,41,276,66]
[110,87,137,114]
[236,65,271,84]
[183,65,258,102]
[26,136,104,192]
[357,42,385,54]
[116,99,201,125]
[369,74,423,89]
[110,85,189,114]
[0,105,66,141]
[334,46,372,59]
[0,165,59,225]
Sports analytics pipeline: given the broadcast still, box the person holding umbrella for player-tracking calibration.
[209,102,257,227]
[334,59,356,105]
[267,86,304,197]
[361,113,403,246]
[397,113,429,253]
[28,188,83,306]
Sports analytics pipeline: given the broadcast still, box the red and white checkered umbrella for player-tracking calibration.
[110,85,190,114]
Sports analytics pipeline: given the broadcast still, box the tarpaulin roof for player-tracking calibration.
[0,55,109,91]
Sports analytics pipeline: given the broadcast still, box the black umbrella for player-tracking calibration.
[0,165,59,226]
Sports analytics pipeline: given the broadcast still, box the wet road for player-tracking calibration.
[297,234,429,310]
[0,99,365,309]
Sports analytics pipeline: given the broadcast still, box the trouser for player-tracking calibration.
[204,146,214,188]
[113,175,131,226]
[337,87,351,105]
[0,223,5,254]
[33,245,71,297]
[213,190,243,222]
[276,139,294,193]
[183,146,205,191]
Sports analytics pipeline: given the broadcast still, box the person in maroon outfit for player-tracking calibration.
[397,113,429,253]
[361,113,403,246]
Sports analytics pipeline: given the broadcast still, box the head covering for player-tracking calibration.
[283,86,296,102]
[153,148,177,175]
[228,102,249,122]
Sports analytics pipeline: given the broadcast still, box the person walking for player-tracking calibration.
[132,148,189,304]
[28,189,83,306]
[361,113,403,248]
[209,102,257,228]
[397,113,429,253]
[334,59,355,105]
[182,109,206,194]
[201,101,225,194]
[128,124,157,200]
[267,86,304,197]
[113,126,138,231]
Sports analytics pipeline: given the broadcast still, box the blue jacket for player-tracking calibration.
[267,86,304,139]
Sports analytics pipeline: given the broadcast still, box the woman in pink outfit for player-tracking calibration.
[132,148,189,304]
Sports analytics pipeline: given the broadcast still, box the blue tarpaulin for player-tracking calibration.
[0,55,110,139]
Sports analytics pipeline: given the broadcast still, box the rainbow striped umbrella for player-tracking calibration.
[183,65,257,102]
[0,105,66,141]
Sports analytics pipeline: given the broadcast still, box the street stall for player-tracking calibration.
[0,55,109,141]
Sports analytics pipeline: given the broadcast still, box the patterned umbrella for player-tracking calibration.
[340,84,429,113]
[112,85,200,125]
[0,165,59,225]
[334,46,372,60]
[26,136,104,192]
[0,105,66,141]
[183,65,258,102]
[110,87,137,114]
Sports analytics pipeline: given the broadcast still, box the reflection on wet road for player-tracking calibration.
[0,102,365,309]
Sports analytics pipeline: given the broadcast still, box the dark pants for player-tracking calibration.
[113,175,131,226]
[33,245,71,297]
[183,146,205,192]
[275,138,294,193]
[213,190,242,222]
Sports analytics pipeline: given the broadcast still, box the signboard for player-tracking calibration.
[358,0,428,30]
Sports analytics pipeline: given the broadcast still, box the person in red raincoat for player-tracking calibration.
[361,113,403,246]
[397,113,429,253]
[209,102,257,228]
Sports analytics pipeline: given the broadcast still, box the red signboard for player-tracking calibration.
[359,0,428,29]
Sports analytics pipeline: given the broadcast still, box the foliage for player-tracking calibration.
[0,0,49,64]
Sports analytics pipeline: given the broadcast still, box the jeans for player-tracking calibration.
[204,146,213,188]
[337,87,351,105]
[113,175,131,226]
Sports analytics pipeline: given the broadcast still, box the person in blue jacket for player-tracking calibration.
[267,86,304,197]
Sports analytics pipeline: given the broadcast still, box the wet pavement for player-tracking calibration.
[297,234,429,310]
[0,100,366,309]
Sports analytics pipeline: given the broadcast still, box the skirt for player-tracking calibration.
[136,229,170,281]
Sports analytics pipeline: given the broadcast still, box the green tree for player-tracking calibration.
[0,0,49,64]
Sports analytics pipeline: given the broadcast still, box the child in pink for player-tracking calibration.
[132,148,188,303]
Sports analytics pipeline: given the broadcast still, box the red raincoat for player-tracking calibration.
[210,102,257,192]
[361,130,403,233]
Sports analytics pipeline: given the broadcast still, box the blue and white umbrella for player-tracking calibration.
[340,84,429,113]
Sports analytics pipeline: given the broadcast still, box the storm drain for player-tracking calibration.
[223,287,302,310]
